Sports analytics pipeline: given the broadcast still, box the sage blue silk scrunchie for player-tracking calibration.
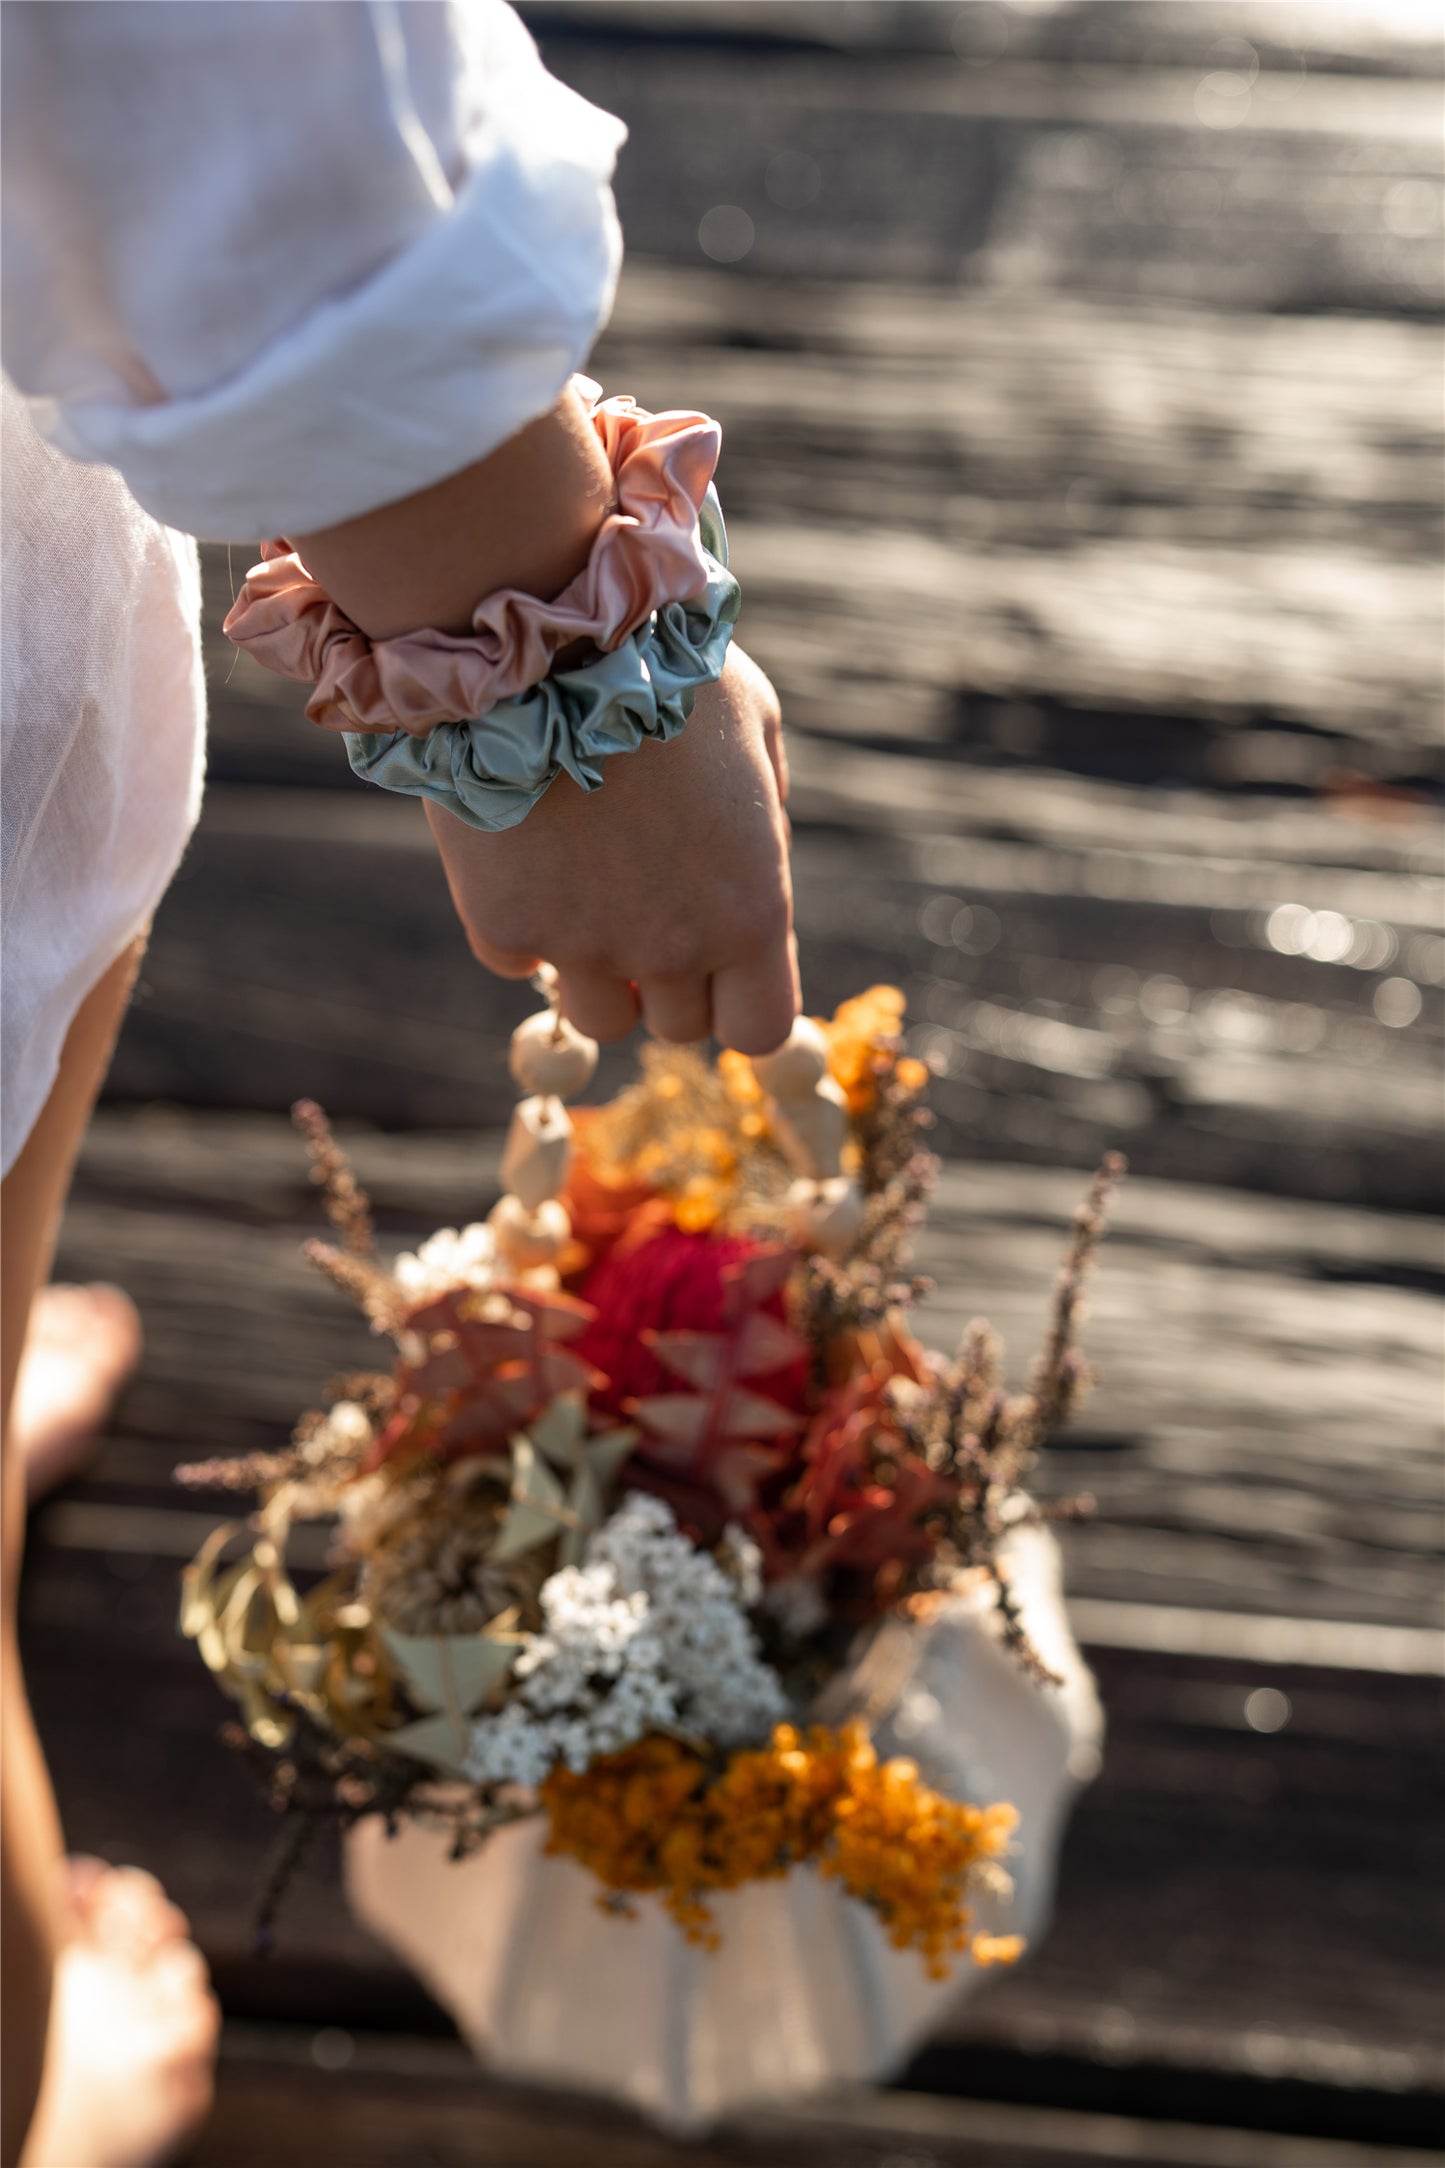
[343,490,738,830]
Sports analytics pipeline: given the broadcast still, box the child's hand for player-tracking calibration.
[425,643,798,1055]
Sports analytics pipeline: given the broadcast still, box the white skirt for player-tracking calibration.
[348,1522,1102,2131]
[1,378,206,1173]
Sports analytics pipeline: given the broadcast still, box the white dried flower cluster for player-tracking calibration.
[464,1562,674,1789]
[392,1223,496,1304]
[464,1494,785,1791]
[589,1495,785,1748]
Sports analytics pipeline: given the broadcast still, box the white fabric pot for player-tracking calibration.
[346,1524,1102,2129]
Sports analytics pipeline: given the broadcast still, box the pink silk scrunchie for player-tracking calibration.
[222,378,722,737]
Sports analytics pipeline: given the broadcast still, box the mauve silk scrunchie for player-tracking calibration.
[341,490,737,830]
[222,377,724,737]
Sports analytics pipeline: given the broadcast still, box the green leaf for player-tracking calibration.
[529,1391,588,1470]
[383,1710,475,1780]
[380,1626,520,1718]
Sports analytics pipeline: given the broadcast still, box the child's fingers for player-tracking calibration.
[555,968,640,1044]
[639,975,712,1046]
[464,933,543,980]
[711,934,800,1058]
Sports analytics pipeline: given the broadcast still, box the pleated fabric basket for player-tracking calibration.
[347,1523,1102,2130]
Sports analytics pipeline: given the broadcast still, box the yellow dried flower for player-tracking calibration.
[540,1720,1020,1978]
[579,1043,795,1233]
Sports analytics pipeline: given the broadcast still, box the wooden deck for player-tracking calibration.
[19,6,1443,2161]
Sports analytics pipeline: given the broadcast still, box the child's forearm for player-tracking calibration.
[285,383,798,1056]
[290,383,615,641]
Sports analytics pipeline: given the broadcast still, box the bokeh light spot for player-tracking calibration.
[1374,978,1422,1028]
[1244,1688,1291,1734]
[698,205,755,264]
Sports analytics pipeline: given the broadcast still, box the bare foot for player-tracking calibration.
[21,1859,219,2168]
[13,1286,142,1504]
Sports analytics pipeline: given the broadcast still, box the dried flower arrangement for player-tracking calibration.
[178,980,1121,1977]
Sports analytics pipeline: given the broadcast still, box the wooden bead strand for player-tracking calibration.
[491,974,599,1279]
[750,1018,864,1259]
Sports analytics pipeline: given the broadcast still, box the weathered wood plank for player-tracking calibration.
[54,1109,1445,1631]
[195,2026,1445,2168]
[603,268,1443,551]
[525,20,1443,314]
[209,268,1445,774]
[525,1,1445,79]
[103,785,1443,1209]
[21,1577,1445,2120]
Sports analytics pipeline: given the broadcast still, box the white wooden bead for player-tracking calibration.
[500,1097,573,1212]
[769,1074,849,1180]
[784,1175,863,1259]
[489,1195,570,1273]
[749,1017,831,1101]
[509,1010,599,1101]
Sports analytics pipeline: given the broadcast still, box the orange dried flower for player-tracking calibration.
[716,1047,765,1106]
[540,1721,1019,1978]
[825,986,909,1116]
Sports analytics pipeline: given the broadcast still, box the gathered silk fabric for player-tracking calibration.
[1,379,206,1176]
[224,382,723,736]
[343,490,738,828]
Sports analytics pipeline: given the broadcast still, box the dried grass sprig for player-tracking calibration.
[1028,1150,1126,1443]
[176,1449,299,1494]
[302,1238,401,1336]
[325,1371,397,1425]
[292,1099,375,1259]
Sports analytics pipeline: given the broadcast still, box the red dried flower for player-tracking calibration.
[372,1287,604,1467]
[754,1372,959,1621]
[573,1231,811,1539]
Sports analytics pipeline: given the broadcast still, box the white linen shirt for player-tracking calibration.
[1,0,626,540]
[0,0,624,1173]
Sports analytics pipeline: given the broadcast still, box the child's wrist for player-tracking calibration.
[223,381,740,833]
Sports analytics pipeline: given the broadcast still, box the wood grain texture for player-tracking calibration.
[104,780,1443,1210]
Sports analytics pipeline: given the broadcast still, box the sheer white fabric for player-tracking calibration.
[1,1,625,539]
[1,380,206,1176]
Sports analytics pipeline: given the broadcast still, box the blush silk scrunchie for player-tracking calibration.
[342,489,737,829]
[222,377,725,737]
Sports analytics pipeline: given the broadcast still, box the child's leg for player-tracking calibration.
[2,937,217,2168]
[13,1285,143,1505]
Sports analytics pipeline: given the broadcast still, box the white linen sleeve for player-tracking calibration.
[0,0,625,541]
